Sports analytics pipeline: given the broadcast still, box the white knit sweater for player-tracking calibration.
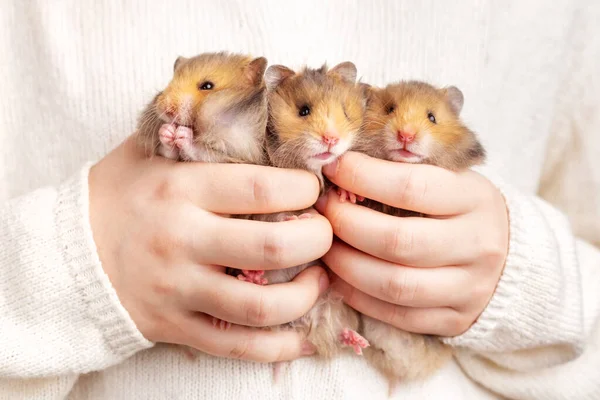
[1,1,599,399]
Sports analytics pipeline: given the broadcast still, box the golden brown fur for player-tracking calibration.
[358,80,485,171]
[238,63,369,378]
[265,62,367,191]
[136,51,269,165]
[354,81,486,393]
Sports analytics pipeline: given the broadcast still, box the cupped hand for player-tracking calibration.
[88,135,332,362]
[315,151,509,336]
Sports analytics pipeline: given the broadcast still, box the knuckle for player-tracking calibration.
[228,337,252,360]
[146,227,185,260]
[262,230,286,268]
[245,293,273,326]
[397,166,425,208]
[385,304,409,328]
[384,270,410,305]
[251,173,276,209]
[479,241,507,268]
[151,175,181,202]
[384,223,414,258]
[330,208,347,237]
[469,281,492,303]
[446,313,471,336]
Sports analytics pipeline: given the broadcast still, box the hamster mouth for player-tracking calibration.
[390,148,425,163]
[313,151,335,161]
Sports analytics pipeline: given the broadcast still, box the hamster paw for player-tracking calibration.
[158,124,180,159]
[337,188,365,204]
[159,124,177,146]
[283,213,313,221]
[237,269,268,285]
[211,317,232,331]
[339,328,370,355]
[174,126,194,150]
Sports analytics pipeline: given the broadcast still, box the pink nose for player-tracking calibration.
[322,135,339,146]
[398,131,415,143]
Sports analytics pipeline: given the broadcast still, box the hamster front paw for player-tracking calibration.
[158,124,180,159]
[172,126,195,159]
[337,188,365,204]
[237,269,268,285]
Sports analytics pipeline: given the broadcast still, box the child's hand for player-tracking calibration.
[88,136,332,362]
[316,151,508,336]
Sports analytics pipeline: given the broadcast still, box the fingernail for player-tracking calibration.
[301,341,317,356]
[319,272,330,292]
[322,159,338,177]
[314,194,327,211]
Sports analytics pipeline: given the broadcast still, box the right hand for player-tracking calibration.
[88,135,332,362]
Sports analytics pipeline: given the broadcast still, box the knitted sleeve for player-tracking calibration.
[443,3,600,399]
[0,163,152,379]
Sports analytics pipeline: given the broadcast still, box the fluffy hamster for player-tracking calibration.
[353,80,486,393]
[135,52,269,360]
[136,51,268,165]
[230,62,371,381]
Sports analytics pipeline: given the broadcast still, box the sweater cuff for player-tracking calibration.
[55,163,153,360]
[442,166,583,362]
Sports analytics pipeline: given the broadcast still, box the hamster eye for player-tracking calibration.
[299,105,311,117]
[386,105,395,115]
[198,81,214,91]
[427,112,436,123]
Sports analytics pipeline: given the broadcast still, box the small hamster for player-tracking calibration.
[352,80,486,394]
[135,51,270,359]
[354,80,485,216]
[136,51,269,165]
[229,61,370,381]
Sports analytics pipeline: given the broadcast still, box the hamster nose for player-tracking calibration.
[322,135,339,146]
[398,131,415,143]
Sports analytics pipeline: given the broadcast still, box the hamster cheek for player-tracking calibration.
[415,131,435,157]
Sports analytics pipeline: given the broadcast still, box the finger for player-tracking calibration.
[322,240,471,307]
[317,190,475,266]
[322,151,479,215]
[178,313,317,363]
[197,212,333,270]
[181,265,329,327]
[332,278,467,336]
[172,162,320,214]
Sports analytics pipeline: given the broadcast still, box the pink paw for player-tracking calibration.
[158,124,177,147]
[237,269,268,285]
[211,317,232,331]
[337,188,365,204]
[283,213,313,222]
[173,126,194,150]
[340,328,370,355]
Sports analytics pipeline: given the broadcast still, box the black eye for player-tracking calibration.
[299,105,310,117]
[386,105,395,114]
[428,112,436,123]
[198,81,214,90]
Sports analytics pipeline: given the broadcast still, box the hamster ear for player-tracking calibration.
[358,82,375,107]
[328,61,357,83]
[443,86,464,115]
[245,57,268,85]
[265,65,295,91]
[173,56,187,72]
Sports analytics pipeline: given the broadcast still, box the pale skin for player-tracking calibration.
[315,151,509,336]
[88,135,333,363]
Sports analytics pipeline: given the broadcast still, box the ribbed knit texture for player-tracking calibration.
[0,0,599,399]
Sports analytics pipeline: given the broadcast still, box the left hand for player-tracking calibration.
[315,151,509,336]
